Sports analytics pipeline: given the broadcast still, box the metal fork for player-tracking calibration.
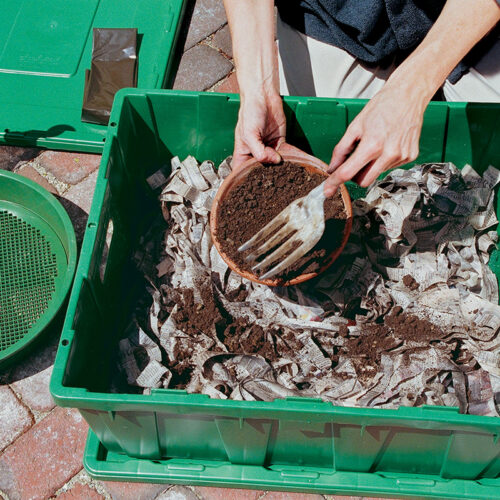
[238,180,326,280]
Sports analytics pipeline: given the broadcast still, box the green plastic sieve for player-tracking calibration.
[0,170,77,368]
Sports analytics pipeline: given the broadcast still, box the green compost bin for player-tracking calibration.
[50,90,500,499]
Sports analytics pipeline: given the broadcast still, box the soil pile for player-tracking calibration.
[168,285,280,385]
[403,274,420,291]
[169,284,450,389]
[342,307,448,378]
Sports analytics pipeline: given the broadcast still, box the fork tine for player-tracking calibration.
[259,238,318,280]
[245,224,296,263]
[251,234,303,273]
[238,210,291,252]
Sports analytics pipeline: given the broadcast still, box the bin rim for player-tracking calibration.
[82,428,500,500]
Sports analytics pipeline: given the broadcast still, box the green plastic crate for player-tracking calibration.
[50,89,500,498]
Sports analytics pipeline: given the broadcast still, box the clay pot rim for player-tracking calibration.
[209,144,353,287]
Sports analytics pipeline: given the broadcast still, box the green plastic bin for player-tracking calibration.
[50,89,500,499]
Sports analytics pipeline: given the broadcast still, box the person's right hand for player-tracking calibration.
[223,0,285,171]
[232,92,286,172]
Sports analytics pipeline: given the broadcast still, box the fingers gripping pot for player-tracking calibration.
[210,143,353,286]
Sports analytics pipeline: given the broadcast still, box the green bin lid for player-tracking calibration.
[0,0,186,154]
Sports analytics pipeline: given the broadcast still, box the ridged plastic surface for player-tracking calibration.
[0,211,57,348]
[50,90,500,498]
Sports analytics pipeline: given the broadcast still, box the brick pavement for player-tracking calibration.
[173,0,238,94]
[0,1,385,498]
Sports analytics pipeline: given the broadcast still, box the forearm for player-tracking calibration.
[386,0,500,105]
[223,0,279,99]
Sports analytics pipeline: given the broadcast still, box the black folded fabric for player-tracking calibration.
[276,1,498,84]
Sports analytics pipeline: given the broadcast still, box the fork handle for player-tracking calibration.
[310,180,327,201]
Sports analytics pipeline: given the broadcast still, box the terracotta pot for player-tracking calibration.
[210,143,353,286]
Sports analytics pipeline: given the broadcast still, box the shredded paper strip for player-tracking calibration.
[114,157,500,416]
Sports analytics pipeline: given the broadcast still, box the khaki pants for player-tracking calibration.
[277,14,500,102]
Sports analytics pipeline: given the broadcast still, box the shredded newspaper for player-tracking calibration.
[113,156,500,416]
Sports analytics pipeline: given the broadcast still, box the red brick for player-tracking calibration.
[10,364,55,412]
[62,170,97,214]
[194,487,264,500]
[0,386,33,452]
[59,170,98,242]
[156,485,199,499]
[57,482,104,500]
[37,151,101,185]
[0,146,39,171]
[262,493,324,500]
[15,164,57,194]
[173,45,233,92]
[184,0,227,50]
[102,481,167,500]
[9,338,59,412]
[214,72,239,94]
[212,25,232,58]
[0,407,88,500]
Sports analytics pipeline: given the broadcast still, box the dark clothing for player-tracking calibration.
[275,0,499,83]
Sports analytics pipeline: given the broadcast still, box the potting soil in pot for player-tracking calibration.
[216,162,347,280]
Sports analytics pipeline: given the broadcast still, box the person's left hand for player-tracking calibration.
[324,81,427,197]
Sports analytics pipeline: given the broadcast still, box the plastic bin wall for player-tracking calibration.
[51,90,500,498]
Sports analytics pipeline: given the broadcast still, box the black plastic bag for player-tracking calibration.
[82,28,138,125]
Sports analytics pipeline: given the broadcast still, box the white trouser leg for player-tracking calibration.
[278,14,500,103]
[277,13,396,98]
[442,35,500,102]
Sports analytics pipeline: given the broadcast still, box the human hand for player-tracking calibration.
[324,81,427,197]
[222,0,283,171]
[232,92,286,172]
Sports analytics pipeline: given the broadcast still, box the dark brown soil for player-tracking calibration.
[216,162,348,282]
[165,284,450,388]
[169,286,224,387]
[226,285,249,302]
[169,344,194,388]
[342,307,447,378]
[223,321,277,359]
[344,322,402,377]
[167,284,280,386]
[172,287,225,336]
[403,274,420,291]
[385,306,447,343]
